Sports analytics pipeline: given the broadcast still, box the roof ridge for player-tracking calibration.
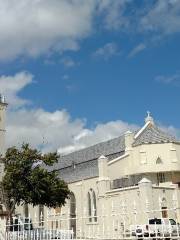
[133,122,178,147]
[134,121,151,139]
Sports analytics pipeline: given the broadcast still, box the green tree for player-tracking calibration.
[1,144,70,216]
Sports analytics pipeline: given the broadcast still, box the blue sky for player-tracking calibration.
[0,0,180,153]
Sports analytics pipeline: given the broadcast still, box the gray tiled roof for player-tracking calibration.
[53,135,125,171]
[51,135,125,183]
[52,121,178,183]
[58,159,98,183]
[133,123,177,146]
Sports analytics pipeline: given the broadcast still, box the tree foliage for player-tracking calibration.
[1,144,70,215]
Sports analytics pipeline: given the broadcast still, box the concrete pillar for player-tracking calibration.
[174,185,180,223]
[138,178,153,223]
[97,155,110,197]
[124,131,134,152]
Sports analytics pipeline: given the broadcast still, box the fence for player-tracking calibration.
[0,198,180,240]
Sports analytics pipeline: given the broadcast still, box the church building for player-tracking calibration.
[0,97,180,237]
[18,111,180,238]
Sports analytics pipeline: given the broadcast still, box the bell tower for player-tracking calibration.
[0,95,7,157]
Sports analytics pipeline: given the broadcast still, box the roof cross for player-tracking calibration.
[147,111,151,117]
[145,111,154,124]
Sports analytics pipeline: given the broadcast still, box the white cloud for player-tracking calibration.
[98,0,180,38]
[99,0,180,37]
[0,71,138,154]
[140,0,180,35]
[0,0,179,62]
[2,71,179,155]
[155,73,180,85]
[97,0,131,30]
[93,42,119,60]
[69,120,138,150]
[0,72,33,107]
[6,108,86,153]
[0,0,134,62]
[128,43,146,58]
[7,107,138,154]
[0,0,95,61]
[158,123,180,140]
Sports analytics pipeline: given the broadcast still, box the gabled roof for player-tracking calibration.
[51,114,179,183]
[133,122,177,147]
[52,135,125,171]
[53,120,178,171]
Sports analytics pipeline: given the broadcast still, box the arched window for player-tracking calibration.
[92,191,97,222]
[69,192,76,236]
[39,205,44,227]
[88,192,92,222]
[70,192,76,217]
[24,204,29,218]
[87,189,97,222]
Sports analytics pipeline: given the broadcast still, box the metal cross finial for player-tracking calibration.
[145,110,154,124]
[147,111,151,117]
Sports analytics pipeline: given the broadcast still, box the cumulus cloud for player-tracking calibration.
[0,71,139,154]
[0,0,95,61]
[158,123,180,140]
[0,0,179,62]
[93,42,119,60]
[1,71,179,155]
[6,108,86,153]
[0,0,129,61]
[0,72,33,107]
[7,108,138,154]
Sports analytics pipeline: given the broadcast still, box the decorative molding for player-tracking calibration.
[108,153,129,166]
[98,177,110,181]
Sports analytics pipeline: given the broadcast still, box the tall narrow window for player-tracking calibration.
[69,192,76,237]
[24,204,29,218]
[157,172,165,184]
[88,192,92,222]
[39,205,44,227]
[87,189,97,223]
[92,190,97,222]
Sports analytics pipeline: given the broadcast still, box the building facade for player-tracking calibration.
[0,100,179,236]
[16,113,180,237]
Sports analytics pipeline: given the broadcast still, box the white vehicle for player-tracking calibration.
[130,218,180,238]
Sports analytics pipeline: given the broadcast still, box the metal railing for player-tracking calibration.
[0,197,180,240]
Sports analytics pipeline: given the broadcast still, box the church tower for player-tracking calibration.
[0,95,7,157]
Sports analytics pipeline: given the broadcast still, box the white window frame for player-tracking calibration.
[87,189,97,223]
